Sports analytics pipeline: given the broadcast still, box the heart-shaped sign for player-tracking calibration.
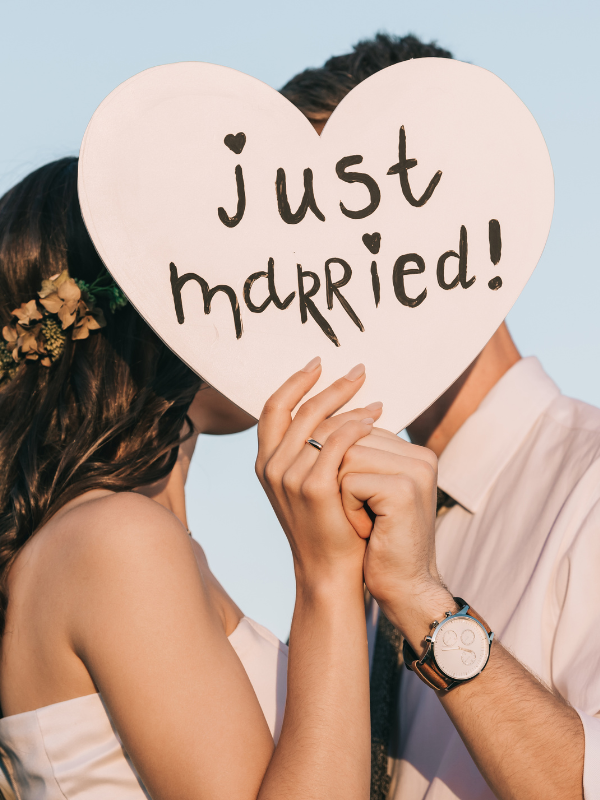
[78,59,553,432]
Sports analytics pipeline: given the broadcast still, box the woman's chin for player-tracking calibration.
[189,387,257,435]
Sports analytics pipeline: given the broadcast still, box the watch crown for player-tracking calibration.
[431,620,439,628]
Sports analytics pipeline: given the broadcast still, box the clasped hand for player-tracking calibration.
[257,362,453,640]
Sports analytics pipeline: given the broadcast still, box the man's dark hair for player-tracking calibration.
[281,32,453,119]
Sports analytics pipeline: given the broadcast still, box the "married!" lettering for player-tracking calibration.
[169,219,503,346]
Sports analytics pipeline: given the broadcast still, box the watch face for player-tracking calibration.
[432,615,490,680]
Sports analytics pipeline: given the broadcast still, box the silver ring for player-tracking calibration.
[305,438,323,451]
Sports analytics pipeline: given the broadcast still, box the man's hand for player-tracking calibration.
[338,431,456,649]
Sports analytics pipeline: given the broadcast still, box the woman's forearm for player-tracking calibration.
[253,363,377,800]
[259,573,370,800]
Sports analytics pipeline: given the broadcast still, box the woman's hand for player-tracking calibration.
[256,358,383,588]
[338,431,456,648]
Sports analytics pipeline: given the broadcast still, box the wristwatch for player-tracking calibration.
[403,597,494,691]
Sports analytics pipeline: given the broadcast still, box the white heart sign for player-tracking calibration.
[78,58,553,432]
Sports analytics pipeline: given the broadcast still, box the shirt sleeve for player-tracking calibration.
[578,711,600,800]
[549,474,600,800]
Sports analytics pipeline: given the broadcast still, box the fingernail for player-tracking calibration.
[344,363,365,381]
[365,401,383,411]
[362,417,374,425]
[301,356,321,372]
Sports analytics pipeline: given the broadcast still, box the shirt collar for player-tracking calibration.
[437,357,560,514]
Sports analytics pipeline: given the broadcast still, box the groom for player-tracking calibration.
[281,34,600,800]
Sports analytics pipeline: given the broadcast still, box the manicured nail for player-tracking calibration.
[362,418,374,425]
[344,363,365,381]
[301,356,321,372]
[365,401,383,411]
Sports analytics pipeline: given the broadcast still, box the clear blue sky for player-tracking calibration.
[1,0,598,639]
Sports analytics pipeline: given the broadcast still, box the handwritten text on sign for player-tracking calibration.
[170,126,504,346]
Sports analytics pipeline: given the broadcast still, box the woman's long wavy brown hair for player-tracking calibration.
[0,158,203,635]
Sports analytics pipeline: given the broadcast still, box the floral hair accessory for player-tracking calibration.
[0,270,127,383]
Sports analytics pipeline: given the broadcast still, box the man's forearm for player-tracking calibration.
[386,590,584,800]
[440,641,583,800]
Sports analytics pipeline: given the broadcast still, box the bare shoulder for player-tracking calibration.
[3,491,212,716]
[33,493,212,659]
[21,492,198,602]
[50,490,186,549]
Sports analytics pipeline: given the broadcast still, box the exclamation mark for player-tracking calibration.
[488,220,502,290]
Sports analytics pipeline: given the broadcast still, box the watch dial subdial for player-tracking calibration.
[461,649,476,666]
[461,629,475,646]
[443,629,457,646]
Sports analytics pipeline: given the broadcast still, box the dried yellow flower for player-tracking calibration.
[39,270,82,329]
[2,267,122,383]
[72,304,106,340]
[12,300,42,326]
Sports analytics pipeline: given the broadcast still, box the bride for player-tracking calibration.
[0,158,436,800]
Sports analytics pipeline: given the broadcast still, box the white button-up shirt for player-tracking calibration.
[367,357,600,800]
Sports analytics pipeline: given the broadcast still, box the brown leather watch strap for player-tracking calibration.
[402,597,492,692]
[457,600,491,634]
[403,638,454,691]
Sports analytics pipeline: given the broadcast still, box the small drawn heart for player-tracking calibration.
[224,132,246,154]
[362,232,381,255]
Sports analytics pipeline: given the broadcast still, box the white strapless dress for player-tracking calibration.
[0,617,288,799]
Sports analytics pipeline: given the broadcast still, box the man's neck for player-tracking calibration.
[407,323,521,457]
